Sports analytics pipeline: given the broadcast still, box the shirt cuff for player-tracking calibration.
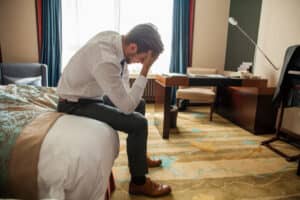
[135,75,148,89]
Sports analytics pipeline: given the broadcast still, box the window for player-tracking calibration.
[62,0,173,74]
[62,0,117,68]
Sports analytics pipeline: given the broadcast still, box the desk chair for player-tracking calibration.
[0,63,48,86]
[176,67,217,121]
[262,45,300,162]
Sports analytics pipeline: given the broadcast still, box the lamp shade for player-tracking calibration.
[228,17,238,26]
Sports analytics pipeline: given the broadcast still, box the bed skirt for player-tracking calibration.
[8,112,63,200]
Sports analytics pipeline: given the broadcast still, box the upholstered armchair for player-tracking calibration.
[0,63,48,86]
[176,67,217,121]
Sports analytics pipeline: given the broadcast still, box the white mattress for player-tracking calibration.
[38,115,119,200]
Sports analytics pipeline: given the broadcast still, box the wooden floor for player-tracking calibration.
[112,104,300,200]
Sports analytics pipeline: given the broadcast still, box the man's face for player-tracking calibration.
[124,43,149,64]
[125,52,148,64]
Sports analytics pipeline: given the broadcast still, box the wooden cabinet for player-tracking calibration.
[215,86,278,134]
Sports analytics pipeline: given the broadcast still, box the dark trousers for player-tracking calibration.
[57,96,148,177]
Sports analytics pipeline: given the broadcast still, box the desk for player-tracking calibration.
[154,74,267,139]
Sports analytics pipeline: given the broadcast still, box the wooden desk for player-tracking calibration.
[154,74,267,139]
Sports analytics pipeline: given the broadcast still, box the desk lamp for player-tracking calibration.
[228,17,279,71]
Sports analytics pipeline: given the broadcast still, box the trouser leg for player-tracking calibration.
[57,100,148,177]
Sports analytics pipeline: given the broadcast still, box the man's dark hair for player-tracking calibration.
[125,23,164,56]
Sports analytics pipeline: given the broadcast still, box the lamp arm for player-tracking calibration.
[235,25,279,71]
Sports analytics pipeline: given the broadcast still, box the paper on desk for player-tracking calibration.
[162,73,187,77]
[189,74,226,78]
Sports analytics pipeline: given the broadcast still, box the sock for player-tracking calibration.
[131,176,146,185]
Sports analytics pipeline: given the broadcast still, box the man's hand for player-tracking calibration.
[140,51,158,77]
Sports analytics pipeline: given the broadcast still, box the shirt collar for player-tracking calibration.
[115,34,126,64]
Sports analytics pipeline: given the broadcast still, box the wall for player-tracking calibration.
[0,0,39,62]
[254,0,300,86]
[191,0,230,73]
[2,0,298,82]
[0,0,230,70]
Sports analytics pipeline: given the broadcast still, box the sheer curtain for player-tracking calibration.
[62,0,173,74]
[62,0,117,68]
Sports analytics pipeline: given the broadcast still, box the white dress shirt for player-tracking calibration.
[57,31,147,114]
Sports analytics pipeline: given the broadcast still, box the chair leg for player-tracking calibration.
[177,99,188,111]
[297,160,300,176]
[260,103,300,162]
[209,103,214,121]
[209,92,217,121]
[176,98,180,108]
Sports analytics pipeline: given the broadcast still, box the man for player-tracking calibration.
[57,23,171,197]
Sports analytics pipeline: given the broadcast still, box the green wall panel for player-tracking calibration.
[225,0,262,71]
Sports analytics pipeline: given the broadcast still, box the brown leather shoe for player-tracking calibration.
[147,156,162,168]
[129,177,171,197]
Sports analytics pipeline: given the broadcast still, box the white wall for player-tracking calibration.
[0,0,39,62]
[254,0,300,86]
[192,0,230,72]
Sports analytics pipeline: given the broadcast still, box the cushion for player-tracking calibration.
[3,75,42,86]
[187,68,218,75]
[176,87,216,102]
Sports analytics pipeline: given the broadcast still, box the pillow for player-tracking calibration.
[3,75,42,86]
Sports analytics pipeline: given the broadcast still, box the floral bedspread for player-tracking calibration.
[0,84,58,188]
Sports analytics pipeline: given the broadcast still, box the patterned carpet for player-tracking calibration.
[112,105,300,200]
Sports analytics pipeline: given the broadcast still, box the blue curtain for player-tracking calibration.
[41,0,62,87]
[169,0,190,104]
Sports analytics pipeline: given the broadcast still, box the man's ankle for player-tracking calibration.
[131,176,146,185]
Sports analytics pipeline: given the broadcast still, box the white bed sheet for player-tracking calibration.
[37,115,119,200]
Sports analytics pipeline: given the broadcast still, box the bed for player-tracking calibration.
[0,84,119,200]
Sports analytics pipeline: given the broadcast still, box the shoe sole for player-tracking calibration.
[129,190,171,197]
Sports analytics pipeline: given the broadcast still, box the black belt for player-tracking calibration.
[59,98,103,104]
[58,98,69,102]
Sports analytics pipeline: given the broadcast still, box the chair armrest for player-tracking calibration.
[41,64,48,87]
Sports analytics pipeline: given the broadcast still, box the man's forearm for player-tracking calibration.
[140,65,150,77]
